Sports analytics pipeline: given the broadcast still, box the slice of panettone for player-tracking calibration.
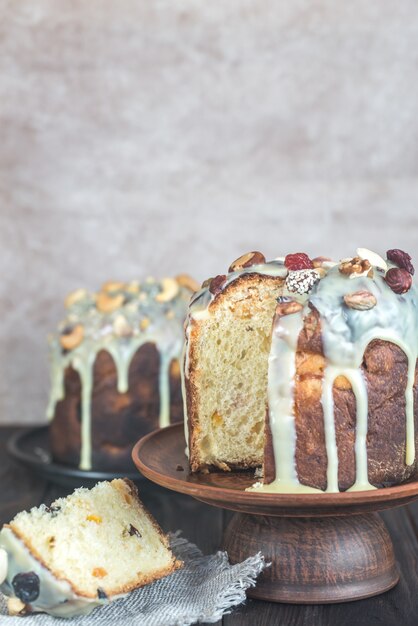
[0,479,181,617]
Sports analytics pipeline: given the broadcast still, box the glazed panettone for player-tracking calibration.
[48,275,198,472]
[183,248,418,493]
[0,479,181,617]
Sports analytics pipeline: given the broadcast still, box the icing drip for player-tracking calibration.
[250,305,319,494]
[311,267,418,474]
[48,280,190,470]
[185,253,418,493]
[320,366,340,493]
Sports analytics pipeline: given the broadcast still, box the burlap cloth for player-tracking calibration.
[0,532,265,625]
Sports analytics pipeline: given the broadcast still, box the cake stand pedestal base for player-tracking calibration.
[133,424,418,604]
[222,512,399,603]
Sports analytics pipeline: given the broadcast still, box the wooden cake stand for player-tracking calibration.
[132,423,418,604]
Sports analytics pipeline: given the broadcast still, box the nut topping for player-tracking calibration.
[96,291,125,313]
[155,277,180,303]
[386,249,415,275]
[209,274,227,295]
[175,274,200,293]
[339,257,372,276]
[60,324,84,351]
[343,290,377,311]
[228,251,266,273]
[384,267,412,294]
[64,288,89,309]
[356,248,388,272]
[113,315,132,337]
[275,298,303,316]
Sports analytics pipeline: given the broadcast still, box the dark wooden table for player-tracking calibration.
[1,427,418,625]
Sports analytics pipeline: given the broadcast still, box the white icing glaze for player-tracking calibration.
[0,548,7,585]
[184,253,418,493]
[48,280,190,470]
[0,527,120,617]
[249,305,320,494]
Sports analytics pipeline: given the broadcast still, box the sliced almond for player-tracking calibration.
[96,292,125,313]
[356,248,388,272]
[175,273,200,293]
[155,277,179,303]
[64,288,89,309]
[60,324,84,350]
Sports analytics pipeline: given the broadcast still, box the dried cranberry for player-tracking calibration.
[12,572,40,603]
[384,268,412,294]
[284,253,314,271]
[386,249,414,275]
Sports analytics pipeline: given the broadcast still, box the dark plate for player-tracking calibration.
[8,426,143,489]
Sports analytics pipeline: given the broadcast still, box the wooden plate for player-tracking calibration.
[132,423,418,517]
[9,426,143,489]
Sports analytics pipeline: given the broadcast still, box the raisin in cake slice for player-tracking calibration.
[0,479,181,617]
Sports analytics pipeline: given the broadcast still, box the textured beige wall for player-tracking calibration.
[1,1,418,424]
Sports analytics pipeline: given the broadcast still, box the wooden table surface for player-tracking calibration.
[1,426,418,625]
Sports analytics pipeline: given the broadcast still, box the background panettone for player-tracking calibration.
[50,344,184,471]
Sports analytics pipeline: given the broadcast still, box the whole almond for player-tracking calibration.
[343,290,377,310]
[229,251,266,273]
